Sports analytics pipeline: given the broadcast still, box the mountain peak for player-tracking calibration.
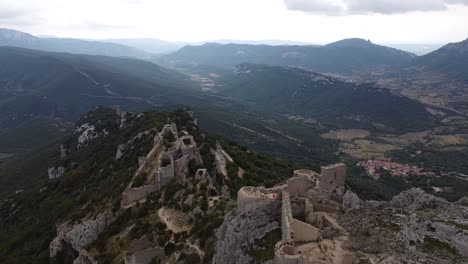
[325,38,372,47]
[0,28,38,42]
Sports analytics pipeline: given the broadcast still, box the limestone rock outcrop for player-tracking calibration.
[48,165,65,180]
[342,190,361,213]
[50,211,114,261]
[214,202,281,264]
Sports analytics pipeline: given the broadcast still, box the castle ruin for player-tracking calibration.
[235,163,352,264]
[121,124,204,207]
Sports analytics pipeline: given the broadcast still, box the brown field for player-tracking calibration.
[428,135,468,147]
[321,129,370,141]
[380,131,430,147]
[340,140,401,159]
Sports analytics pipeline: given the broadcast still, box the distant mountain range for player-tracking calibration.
[0,28,151,59]
[413,38,468,81]
[0,27,465,153]
[104,38,187,54]
[157,38,416,74]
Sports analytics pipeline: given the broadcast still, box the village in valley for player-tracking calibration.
[356,159,426,178]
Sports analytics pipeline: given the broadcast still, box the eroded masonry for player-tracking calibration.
[121,123,204,207]
[217,163,356,264]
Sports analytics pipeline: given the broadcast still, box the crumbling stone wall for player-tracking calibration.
[237,186,281,213]
[159,152,175,183]
[274,241,301,264]
[319,163,346,195]
[281,191,294,241]
[291,219,320,242]
[121,184,158,207]
[287,176,314,197]
[125,247,164,264]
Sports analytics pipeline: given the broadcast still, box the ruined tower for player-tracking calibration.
[318,163,346,194]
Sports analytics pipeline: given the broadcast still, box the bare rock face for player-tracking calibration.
[50,211,114,261]
[115,144,124,160]
[213,200,281,264]
[73,251,96,264]
[75,123,100,148]
[342,190,361,213]
[390,188,440,211]
[221,185,231,199]
[48,166,65,180]
[342,188,468,263]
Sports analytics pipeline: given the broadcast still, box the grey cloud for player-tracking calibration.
[283,0,344,14]
[284,0,468,15]
[0,6,42,26]
[346,0,446,14]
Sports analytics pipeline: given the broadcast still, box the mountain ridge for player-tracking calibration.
[413,37,468,81]
[158,39,416,74]
[0,28,151,59]
[215,63,440,132]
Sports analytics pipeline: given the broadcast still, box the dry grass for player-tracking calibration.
[321,129,370,141]
[340,140,401,159]
[380,131,429,147]
[158,207,192,233]
[429,135,467,147]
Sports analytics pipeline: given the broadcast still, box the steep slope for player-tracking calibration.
[0,47,202,151]
[0,108,467,264]
[216,64,439,132]
[0,28,150,59]
[158,39,416,74]
[414,38,468,81]
[0,107,301,263]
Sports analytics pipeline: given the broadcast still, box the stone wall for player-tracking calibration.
[237,186,281,213]
[122,184,158,207]
[125,247,164,264]
[281,191,293,242]
[293,169,320,180]
[291,219,320,242]
[319,163,346,194]
[274,241,301,264]
[174,154,190,183]
[159,152,175,182]
[287,176,314,197]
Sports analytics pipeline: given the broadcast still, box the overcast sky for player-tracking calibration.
[1,0,468,44]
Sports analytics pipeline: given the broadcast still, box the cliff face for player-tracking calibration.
[214,199,281,264]
[2,107,301,263]
[341,188,468,264]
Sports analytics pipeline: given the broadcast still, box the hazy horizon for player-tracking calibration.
[1,0,468,45]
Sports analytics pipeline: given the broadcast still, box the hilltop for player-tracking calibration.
[0,107,467,264]
[157,39,415,74]
[413,38,468,81]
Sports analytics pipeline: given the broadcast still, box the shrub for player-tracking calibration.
[132,174,146,188]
